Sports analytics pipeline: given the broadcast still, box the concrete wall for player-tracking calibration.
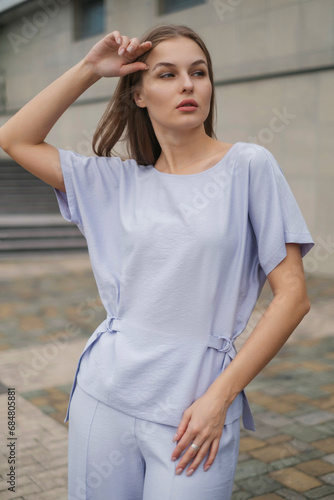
[0,0,333,274]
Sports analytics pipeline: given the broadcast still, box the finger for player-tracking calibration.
[118,61,149,77]
[114,31,122,44]
[107,31,122,44]
[184,440,214,475]
[172,412,191,445]
[133,40,153,58]
[171,421,197,461]
[202,437,220,472]
[124,37,140,54]
[118,35,131,55]
[172,427,204,464]
[101,31,121,50]
[175,439,210,475]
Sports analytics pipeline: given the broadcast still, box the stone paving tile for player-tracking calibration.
[246,392,298,414]
[314,421,334,436]
[29,465,68,491]
[299,361,333,372]
[282,449,325,463]
[24,487,67,499]
[321,385,334,394]
[236,474,283,494]
[313,438,334,454]
[232,492,253,500]
[281,424,330,443]
[252,495,285,500]
[262,386,288,396]
[266,435,295,445]
[320,472,334,485]
[296,459,334,476]
[292,385,331,400]
[239,437,267,453]
[283,439,314,453]
[287,406,331,420]
[243,423,282,440]
[276,488,309,500]
[248,403,268,414]
[294,411,334,426]
[280,393,312,404]
[0,474,32,489]
[254,411,295,428]
[248,444,301,463]
[323,454,334,465]
[269,467,323,492]
[269,456,303,471]
[312,396,334,410]
[234,459,269,482]
[2,481,43,498]
[304,485,334,498]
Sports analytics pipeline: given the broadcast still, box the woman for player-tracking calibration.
[0,24,314,500]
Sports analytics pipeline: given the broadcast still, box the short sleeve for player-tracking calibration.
[53,148,121,234]
[248,145,314,276]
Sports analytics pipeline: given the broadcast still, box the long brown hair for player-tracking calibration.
[92,24,217,165]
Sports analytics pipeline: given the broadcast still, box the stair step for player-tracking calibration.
[0,229,82,239]
[0,200,59,205]
[0,239,87,251]
[0,184,55,187]
[0,214,68,225]
[0,193,57,198]
[0,210,60,215]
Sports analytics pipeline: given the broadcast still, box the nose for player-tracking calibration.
[179,72,194,92]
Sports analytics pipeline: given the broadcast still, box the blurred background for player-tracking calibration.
[0,1,334,499]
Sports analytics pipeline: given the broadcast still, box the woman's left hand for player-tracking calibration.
[170,391,227,476]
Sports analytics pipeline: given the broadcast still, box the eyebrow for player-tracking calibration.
[152,59,208,72]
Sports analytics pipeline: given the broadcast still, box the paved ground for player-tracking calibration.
[0,252,333,500]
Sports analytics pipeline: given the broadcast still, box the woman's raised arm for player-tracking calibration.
[0,30,151,192]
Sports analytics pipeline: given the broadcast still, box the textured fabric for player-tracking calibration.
[68,383,240,500]
[54,141,314,430]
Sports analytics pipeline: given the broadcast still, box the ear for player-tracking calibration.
[134,89,146,108]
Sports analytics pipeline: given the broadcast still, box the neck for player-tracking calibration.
[154,127,217,174]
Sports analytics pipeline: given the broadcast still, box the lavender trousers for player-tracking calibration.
[68,383,240,500]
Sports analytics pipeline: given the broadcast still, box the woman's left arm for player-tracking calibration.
[208,242,311,406]
[171,242,311,476]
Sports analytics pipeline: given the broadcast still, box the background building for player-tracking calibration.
[0,0,333,273]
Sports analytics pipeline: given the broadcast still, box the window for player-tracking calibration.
[74,0,104,40]
[159,0,205,15]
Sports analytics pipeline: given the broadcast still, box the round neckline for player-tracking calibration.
[151,142,240,178]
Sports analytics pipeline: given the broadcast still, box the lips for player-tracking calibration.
[177,99,198,108]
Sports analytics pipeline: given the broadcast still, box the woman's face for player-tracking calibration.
[135,37,212,135]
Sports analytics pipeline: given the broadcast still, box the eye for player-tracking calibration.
[159,70,206,78]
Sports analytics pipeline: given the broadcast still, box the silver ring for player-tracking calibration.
[191,443,200,451]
